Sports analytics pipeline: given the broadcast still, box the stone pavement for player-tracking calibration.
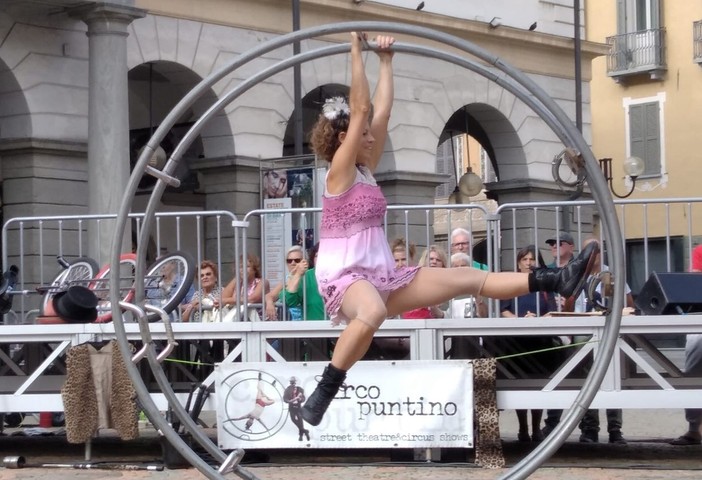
[0,409,700,479]
[1,465,702,480]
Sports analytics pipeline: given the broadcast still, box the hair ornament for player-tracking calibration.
[322,96,350,121]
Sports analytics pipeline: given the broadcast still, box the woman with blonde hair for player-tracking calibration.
[417,245,448,268]
[264,245,306,321]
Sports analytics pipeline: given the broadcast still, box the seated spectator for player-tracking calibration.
[182,260,222,323]
[450,227,488,270]
[444,252,486,360]
[222,254,270,321]
[401,245,447,319]
[145,254,194,322]
[390,238,416,269]
[445,252,487,319]
[282,243,325,321]
[264,246,305,321]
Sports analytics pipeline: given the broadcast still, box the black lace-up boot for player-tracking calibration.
[301,364,347,426]
[529,241,599,298]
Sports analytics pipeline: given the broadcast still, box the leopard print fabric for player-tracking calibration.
[61,340,138,444]
[473,357,505,469]
[62,344,98,443]
[110,340,139,440]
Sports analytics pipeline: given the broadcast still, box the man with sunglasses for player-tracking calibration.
[572,237,633,445]
[542,232,576,438]
[546,232,576,268]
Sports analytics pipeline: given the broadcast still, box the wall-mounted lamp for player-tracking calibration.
[489,17,502,29]
[599,156,645,199]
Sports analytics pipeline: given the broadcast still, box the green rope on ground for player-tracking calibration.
[494,339,596,361]
[163,357,215,367]
[162,339,598,365]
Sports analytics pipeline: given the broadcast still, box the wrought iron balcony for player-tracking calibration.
[606,28,666,81]
[694,20,702,64]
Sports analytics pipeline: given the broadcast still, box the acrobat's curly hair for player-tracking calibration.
[309,97,373,162]
[309,111,349,162]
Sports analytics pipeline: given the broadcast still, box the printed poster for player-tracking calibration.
[262,197,292,287]
[215,360,473,449]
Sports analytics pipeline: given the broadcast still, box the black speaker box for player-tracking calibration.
[635,272,702,315]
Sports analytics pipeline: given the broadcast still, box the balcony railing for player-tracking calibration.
[606,28,666,81]
[694,20,702,64]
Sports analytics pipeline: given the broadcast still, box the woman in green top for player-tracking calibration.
[282,243,326,320]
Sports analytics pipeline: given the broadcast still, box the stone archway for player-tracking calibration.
[128,60,235,259]
[0,55,31,271]
[282,83,349,156]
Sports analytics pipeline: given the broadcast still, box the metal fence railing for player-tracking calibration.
[606,28,666,77]
[2,197,702,416]
[694,20,702,64]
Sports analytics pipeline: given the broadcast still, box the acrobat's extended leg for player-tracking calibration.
[302,281,387,426]
[385,241,599,316]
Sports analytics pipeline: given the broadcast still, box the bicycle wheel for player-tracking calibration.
[89,253,137,323]
[40,257,99,317]
[144,250,195,322]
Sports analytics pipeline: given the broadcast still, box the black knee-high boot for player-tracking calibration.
[528,241,599,298]
[301,363,346,426]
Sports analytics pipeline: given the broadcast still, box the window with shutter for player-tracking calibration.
[435,137,457,198]
[628,100,661,177]
[619,0,660,33]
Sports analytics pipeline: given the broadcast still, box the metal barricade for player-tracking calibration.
[1,198,702,421]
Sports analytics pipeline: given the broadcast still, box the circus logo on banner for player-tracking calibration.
[215,360,473,449]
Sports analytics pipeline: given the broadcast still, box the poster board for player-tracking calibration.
[262,197,292,286]
[215,360,473,449]
[260,157,324,284]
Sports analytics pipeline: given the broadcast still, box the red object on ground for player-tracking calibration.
[39,412,53,428]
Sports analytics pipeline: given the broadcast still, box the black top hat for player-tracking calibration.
[52,285,98,323]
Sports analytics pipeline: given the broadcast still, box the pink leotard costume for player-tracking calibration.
[315,165,420,327]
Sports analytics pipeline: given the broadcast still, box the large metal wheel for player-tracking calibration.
[40,257,99,317]
[144,250,195,322]
[111,21,626,480]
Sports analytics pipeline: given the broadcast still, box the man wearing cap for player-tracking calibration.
[541,232,576,437]
[670,245,702,445]
[546,232,576,268]
[572,236,631,445]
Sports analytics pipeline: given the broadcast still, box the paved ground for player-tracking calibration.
[0,409,699,479]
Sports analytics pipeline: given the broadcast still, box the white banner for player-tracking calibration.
[215,360,473,449]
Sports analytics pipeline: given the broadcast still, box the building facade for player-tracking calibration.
[0,0,604,289]
[588,0,702,291]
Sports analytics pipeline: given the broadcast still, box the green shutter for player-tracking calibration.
[650,0,661,29]
[436,139,452,197]
[617,0,626,34]
[629,101,661,177]
[644,102,661,175]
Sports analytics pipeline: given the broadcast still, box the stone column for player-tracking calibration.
[70,3,145,264]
